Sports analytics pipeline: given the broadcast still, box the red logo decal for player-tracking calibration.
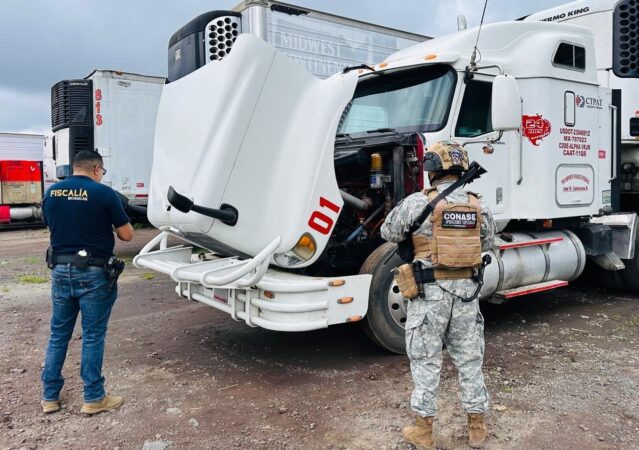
[522,114,552,146]
[598,150,606,159]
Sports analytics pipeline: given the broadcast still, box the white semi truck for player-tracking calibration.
[524,0,639,290]
[135,9,638,353]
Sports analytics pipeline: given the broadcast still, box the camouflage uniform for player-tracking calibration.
[381,176,496,417]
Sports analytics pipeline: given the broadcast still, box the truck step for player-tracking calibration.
[494,280,569,299]
[498,237,563,251]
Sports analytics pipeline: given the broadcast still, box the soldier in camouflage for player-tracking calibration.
[381,141,496,449]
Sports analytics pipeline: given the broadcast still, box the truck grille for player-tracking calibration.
[206,16,241,62]
[614,0,639,78]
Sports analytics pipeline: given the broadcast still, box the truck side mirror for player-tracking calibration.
[491,75,521,131]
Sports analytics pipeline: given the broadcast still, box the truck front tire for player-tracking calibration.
[359,243,407,354]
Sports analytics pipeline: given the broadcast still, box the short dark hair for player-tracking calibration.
[72,150,103,171]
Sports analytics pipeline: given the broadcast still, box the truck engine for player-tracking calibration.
[303,133,424,276]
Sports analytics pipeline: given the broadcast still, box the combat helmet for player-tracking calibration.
[424,140,469,173]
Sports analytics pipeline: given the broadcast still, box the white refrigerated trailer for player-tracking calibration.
[167,0,429,82]
[50,70,165,211]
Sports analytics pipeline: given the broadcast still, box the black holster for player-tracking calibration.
[46,247,55,269]
[105,257,125,290]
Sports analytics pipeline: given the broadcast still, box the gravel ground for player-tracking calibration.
[1,228,638,449]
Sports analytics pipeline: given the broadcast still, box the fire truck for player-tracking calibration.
[134,3,638,353]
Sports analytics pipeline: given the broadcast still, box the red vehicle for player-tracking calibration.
[0,133,45,227]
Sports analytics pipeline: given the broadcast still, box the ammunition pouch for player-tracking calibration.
[392,263,420,300]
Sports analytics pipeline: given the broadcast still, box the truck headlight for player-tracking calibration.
[273,233,317,266]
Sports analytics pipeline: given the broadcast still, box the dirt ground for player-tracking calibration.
[1,228,638,450]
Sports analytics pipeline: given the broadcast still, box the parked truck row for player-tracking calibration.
[133,0,639,353]
[5,0,637,353]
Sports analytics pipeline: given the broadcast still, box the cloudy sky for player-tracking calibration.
[0,0,568,134]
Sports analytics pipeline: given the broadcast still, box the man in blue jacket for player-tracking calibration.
[41,150,133,415]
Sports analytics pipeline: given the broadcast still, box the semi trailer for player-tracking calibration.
[168,0,428,82]
[50,70,165,214]
[0,133,45,226]
[134,9,638,353]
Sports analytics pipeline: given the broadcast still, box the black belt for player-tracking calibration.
[413,266,474,284]
[54,254,108,267]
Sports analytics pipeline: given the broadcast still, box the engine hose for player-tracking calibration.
[346,204,385,242]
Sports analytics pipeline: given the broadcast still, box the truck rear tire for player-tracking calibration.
[599,268,628,291]
[583,259,628,291]
[359,243,407,354]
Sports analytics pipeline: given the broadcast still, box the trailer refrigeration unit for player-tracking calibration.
[135,11,639,353]
[167,0,429,82]
[50,70,165,213]
[0,133,45,226]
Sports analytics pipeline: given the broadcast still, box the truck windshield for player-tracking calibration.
[338,65,455,135]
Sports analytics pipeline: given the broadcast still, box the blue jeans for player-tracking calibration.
[42,265,117,402]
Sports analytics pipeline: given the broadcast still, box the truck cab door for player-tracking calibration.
[451,75,511,217]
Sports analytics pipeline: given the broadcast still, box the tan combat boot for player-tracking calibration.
[468,413,487,448]
[402,415,435,450]
[41,400,61,414]
[80,395,125,415]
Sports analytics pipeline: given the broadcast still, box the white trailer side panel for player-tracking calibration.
[0,133,44,161]
[90,73,163,205]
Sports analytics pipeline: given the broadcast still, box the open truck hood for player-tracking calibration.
[148,34,358,267]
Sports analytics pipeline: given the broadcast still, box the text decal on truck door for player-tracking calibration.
[308,197,341,235]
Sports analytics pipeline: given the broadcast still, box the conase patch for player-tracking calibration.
[442,211,477,229]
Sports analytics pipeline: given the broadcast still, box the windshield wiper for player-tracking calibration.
[366,128,397,134]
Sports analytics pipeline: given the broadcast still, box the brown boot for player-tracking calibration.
[468,413,487,448]
[402,416,435,450]
[41,400,61,414]
[80,395,124,415]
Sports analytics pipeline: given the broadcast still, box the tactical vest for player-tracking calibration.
[412,188,482,269]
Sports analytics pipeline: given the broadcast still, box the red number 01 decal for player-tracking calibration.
[308,197,341,235]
